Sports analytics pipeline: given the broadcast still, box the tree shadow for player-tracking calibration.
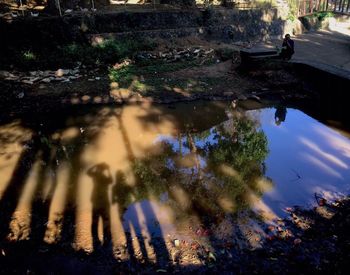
[0,133,40,242]
[0,100,348,274]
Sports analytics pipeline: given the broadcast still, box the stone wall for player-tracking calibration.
[0,8,286,53]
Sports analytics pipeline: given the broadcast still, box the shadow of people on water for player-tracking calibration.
[112,170,170,267]
[87,163,113,250]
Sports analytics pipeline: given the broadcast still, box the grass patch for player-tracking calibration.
[109,58,217,90]
[22,50,36,61]
[110,60,225,96]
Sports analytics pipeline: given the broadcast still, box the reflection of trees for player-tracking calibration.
[124,109,271,226]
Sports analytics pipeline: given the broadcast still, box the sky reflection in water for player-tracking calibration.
[154,106,350,219]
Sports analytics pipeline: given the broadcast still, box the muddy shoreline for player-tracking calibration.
[0,195,349,274]
[0,60,306,119]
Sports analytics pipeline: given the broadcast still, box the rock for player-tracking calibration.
[224,92,234,97]
[294,238,302,245]
[29,71,39,76]
[238,95,247,100]
[174,239,180,247]
[55,69,64,77]
[41,78,51,83]
[28,77,40,83]
[110,88,131,100]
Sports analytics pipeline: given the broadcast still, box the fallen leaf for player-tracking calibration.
[268,225,275,231]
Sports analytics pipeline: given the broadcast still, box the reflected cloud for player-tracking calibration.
[301,153,343,179]
[299,137,348,169]
[314,125,350,160]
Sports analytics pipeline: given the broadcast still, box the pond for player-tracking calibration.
[0,100,349,257]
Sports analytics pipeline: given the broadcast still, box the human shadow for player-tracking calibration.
[112,171,143,263]
[87,163,113,249]
[112,169,171,267]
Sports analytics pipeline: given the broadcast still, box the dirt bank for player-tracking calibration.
[0,38,306,119]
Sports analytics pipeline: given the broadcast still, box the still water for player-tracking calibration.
[0,100,349,253]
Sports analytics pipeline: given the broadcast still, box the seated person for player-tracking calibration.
[280,34,294,60]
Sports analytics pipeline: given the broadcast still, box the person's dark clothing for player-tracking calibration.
[280,39,295,60]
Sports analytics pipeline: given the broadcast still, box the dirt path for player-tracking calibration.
[293,30,350,72]
[266,30,350,72]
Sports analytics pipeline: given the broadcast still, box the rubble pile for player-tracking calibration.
[135,47,215,63]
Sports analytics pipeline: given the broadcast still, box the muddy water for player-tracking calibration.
[0,100,350,256]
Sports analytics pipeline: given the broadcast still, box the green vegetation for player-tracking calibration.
[315,11,334,21]
[61,38,157,66]
[304,11,334,21]
[2,38,157,70]
[22,50,36,61]
[286,0,299,21]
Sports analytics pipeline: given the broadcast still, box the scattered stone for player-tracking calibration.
[55,69,65,77]
[41,78,50,83]
[135,47,215,64]
[1,68,82,85]
[174,239,180,247]
[294,238,302,245]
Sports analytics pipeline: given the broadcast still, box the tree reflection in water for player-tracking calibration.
[122,107,272,231]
